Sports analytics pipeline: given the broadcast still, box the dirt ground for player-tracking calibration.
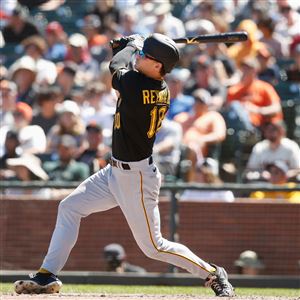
[1,294,299,300]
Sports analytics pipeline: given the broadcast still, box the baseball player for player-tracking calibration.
[14,33,234,297]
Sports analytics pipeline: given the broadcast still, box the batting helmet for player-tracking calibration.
[142,33,180,73]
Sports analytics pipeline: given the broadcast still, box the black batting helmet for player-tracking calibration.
[142,33,180,73]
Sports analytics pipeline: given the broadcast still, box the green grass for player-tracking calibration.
[1,283,299,297]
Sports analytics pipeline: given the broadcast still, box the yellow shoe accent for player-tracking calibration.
[38,268,51,274]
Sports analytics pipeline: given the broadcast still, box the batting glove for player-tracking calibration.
[126,34,144,50]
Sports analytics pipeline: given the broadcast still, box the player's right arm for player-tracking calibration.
[109,45,135,75]
[109,44,137,93]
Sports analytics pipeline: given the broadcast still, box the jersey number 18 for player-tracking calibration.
[147,106,167,138]
[114,106,167,139]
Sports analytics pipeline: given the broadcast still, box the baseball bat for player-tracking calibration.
[110,31,248,50]
[173,31,248,44]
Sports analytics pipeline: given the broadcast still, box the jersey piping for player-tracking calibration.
[139,171,212,274]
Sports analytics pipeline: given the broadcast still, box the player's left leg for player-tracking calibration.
[110,159,234,297]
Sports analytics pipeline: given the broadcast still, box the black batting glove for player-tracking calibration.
[110,37,131,56]
[110,35,144,56]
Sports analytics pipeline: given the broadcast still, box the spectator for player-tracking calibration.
[55,62,78,100]
[22,35,57,85]
[2,153,50,198]
[238,0,275,26]
[2,5,40,44]
[175,89,226,164]
[0,0,17,22]
[0,65,7,80]
[180,158,235,202]
[103,243,146,273]
[184,18,216,37]
[0,79,17,127]
[43,134,89,182]
[245,121,300,182]
[6,102,46,155]
[227,57,283,130]
[285,39,300,83]
[234,250,265,275]
[250,161,300,203]
[289,34,300,58]
[185,55,226,111]
[227,19,262,68]
[0,130,20,179]
[257,15,286,58]
[275,0,300,45]
[137,1,185,38]
[44,21,67,62]
[204,41,238,87]
[213,0,238,25]
[8,55,37,105]
[182,0,216,24]
[65,33,100,86]
[88,0,120,32]
[81,81,115,146]
[153,118,182,180]
[31,86,62,135]
[256,44,280,85]
[118,9,144,36]
[5,153,48,181]
[77,122,110,175]
[165,68,194,120]
[46,100,85,156]
[81,14,107,49]
[80,14,110,64]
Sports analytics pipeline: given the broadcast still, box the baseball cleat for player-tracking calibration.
[205,264,235,297]
[14,272,62,294]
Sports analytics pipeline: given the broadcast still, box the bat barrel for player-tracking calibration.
[173,31,248,44]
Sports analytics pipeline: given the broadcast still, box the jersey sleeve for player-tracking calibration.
[111,69,142,103]
[109,45,136,91]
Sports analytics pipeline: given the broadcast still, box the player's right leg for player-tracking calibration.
[14,166,117,294]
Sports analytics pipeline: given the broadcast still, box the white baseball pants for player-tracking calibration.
[41,157,214,278]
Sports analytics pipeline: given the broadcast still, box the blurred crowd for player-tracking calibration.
[0,0,300,201]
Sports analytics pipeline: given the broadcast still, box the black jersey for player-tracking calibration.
[111,69,170,161]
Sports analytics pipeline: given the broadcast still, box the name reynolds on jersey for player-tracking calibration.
[142,89,170,105]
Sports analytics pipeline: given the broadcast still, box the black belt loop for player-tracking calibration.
[110,158,130,170]
[149,156,153,165]
[122,163,130,170]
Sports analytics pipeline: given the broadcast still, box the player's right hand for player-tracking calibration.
[110,37,131,56]
[110,35,144,56]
